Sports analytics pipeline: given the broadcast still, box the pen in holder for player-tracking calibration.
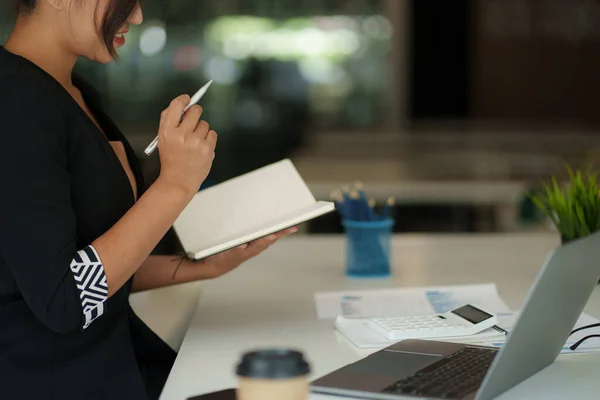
[331,183,396,279]
[343,218,394,278]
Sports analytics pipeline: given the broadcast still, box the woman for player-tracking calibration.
[0,1,296,399]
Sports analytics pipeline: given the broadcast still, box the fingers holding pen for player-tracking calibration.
[180,104,204,133]
[156,94,217,195]
[164,95,190,132]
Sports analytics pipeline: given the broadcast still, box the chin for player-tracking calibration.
[80,34,128,64]
[88,49,118,64]
[96,54,117,64]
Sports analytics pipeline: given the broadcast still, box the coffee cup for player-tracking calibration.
[236,349,311,400]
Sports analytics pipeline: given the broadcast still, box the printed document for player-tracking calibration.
[314,283,511,319]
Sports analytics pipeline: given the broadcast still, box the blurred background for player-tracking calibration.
[2,0,599,249]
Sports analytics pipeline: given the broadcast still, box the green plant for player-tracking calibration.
[530,166,600,242]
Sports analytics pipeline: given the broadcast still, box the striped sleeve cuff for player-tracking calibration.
[69,246,108,329]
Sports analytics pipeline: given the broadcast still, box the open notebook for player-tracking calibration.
[173,159,335,260]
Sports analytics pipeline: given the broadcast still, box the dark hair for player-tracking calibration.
[14,0,139,58]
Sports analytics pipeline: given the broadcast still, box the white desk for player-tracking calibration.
[159,233,600,400]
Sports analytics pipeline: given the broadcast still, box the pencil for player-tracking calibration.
[380,197,396,220]
[368,198,376,220]
[350,190,363,220]
[330,189,347,220]
[355,181,372,220]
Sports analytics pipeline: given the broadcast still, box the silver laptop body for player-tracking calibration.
[311,230,600,399]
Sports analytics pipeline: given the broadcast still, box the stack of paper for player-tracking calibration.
[314,284,511,349]
[314,284,600,355]
[315,283,511,319]
[334,315,508,349]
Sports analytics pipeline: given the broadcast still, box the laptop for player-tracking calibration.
[312,230,600,400]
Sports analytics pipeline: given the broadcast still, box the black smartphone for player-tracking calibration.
[187,388,236,400]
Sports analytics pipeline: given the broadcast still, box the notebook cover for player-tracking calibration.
[173,159,334,260]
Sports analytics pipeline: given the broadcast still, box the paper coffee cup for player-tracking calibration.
[236,349,311,400]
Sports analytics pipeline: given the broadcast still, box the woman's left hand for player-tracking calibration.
[193,227,298,279]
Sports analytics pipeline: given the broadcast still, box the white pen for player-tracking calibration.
[144,80,214,156]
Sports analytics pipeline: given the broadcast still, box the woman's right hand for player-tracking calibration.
[156,95,217,196]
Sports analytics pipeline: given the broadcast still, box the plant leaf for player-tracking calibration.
[529,165,600,241]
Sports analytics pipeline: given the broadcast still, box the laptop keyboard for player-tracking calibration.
[381,347,498,399]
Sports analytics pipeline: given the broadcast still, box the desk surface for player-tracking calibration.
[159,233,600,400]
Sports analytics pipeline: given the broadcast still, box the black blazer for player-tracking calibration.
[0,46,175,400]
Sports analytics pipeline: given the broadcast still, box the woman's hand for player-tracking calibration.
[193,227,298,280]
[132,227,299,292]
[157,95,218,196]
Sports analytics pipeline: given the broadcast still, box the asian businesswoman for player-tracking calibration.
[0,1,296,399]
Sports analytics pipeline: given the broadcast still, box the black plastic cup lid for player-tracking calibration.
[236,349,311,379]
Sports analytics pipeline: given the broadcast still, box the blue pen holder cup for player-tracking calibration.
[342,219,394,278]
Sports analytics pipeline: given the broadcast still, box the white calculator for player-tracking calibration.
[366,304,499,340]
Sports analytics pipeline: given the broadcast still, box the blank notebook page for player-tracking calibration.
[174,159,318,253]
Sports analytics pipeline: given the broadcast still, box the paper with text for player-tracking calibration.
[315,283,511,319]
